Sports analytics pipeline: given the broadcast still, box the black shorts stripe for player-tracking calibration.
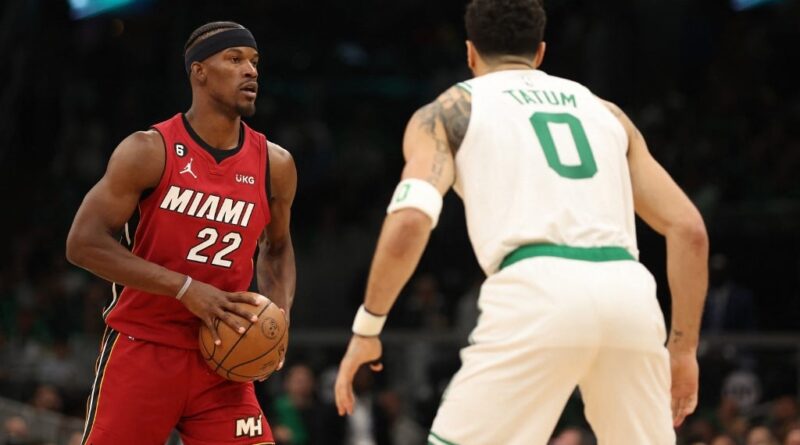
[102,282,123,320]
[81,329,120,445]
[93,327,110,373]
[104,212,137,320]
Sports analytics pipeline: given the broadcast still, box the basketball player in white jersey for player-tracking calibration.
[334,0,708,443]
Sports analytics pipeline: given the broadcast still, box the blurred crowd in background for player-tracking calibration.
[1,0,799,444]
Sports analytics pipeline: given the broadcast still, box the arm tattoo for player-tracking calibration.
[438,87,472,154]
[670,329,685,345]
[412,86,472,184]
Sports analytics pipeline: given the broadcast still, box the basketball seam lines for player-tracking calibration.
[225,320,287,377]
[213,302,271,373]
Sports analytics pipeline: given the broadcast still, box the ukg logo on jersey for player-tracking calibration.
[236,174,255,185]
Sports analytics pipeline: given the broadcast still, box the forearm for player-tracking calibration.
[363,210,431,315]
[66,233,185,297]
[665,222,709,351]
[257,238,296,315]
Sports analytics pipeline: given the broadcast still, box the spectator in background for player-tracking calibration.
[715,395,751,442]
[785,427,800,445]
[28,384,63,414]
[703,253,756,332]
[550,427,595,445]
[66,432,83,445]
[377,389,425,445]
[272,363,317,445]
[711,435,738,445]
[309,364,392,445]
[747,426,779,445]
[768,396,799,440]
[1,415,30,445]
[35,339,81,391]
[684,417,718,445]
[345,367,389,445]
[402,274,448,330]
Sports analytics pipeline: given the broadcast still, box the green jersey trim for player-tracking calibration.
[428,431,459,445]
[500,243,635,270]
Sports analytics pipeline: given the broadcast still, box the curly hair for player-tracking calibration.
[465,0,546,59]
[184,21,246,54]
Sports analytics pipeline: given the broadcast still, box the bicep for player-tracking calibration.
[401,106,455,194]
[70,132,163,237]
[73,174,142,236]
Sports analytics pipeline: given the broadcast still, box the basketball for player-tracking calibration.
[199,292,288,382]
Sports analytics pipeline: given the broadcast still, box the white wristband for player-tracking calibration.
[351,305,388,337]
[386,178,443,228]
[176,276,192,300]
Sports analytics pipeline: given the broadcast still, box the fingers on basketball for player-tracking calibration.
[216,309,245,334]
[203,316,222,345]
[223,299,258,323]
[199,295,288,382]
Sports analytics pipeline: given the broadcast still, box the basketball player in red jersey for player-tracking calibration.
[65,22,295,445]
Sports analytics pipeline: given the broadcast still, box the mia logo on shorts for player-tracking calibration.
[235,415,263,438]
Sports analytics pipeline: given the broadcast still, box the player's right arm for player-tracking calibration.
[604,100,709,428]
[66,131,260,344]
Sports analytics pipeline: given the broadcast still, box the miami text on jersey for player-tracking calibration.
[159,185,256,228]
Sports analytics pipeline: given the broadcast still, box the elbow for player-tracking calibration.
[669,214,709,253]
[384,209,432,255]
[65,230,88,267]
[393,209,433,237]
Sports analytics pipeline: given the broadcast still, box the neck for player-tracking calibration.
[185,97,241,150]
[478,55,536,76]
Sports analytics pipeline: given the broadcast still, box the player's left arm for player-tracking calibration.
[256,142,297,322]
[335,85,471,416]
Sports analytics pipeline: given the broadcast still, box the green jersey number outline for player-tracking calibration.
[530,112,597,179]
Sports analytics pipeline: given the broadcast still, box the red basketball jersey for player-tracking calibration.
[105,113,271,349]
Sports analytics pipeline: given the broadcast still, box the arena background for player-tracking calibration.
[1,0,799,444]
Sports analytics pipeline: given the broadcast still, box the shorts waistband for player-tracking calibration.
[499,244,635,270]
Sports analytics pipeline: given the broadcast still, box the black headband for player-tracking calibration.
[184,28,258,74]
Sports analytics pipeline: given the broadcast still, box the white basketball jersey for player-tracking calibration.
[453,69,637,274]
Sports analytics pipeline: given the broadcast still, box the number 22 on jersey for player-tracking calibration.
[187,228,242,268]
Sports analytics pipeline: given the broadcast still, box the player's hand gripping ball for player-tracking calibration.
[199,292,288,382]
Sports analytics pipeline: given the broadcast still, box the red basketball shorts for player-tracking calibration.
[80,329,274,445]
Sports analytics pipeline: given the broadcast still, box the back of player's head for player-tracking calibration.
[465,0,546,59]
[184,21,247,54]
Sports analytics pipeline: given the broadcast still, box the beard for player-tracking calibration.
[236,101,256,117]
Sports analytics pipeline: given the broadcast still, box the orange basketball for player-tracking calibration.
[199,292,288,382]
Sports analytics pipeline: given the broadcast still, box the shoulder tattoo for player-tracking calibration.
[415,86,472,155]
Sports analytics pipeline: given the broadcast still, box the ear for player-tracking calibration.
[466,40,476,71]
[191,62,207,84]
[533,41,546,69]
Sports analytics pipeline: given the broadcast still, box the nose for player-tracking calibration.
[244,61,258,78]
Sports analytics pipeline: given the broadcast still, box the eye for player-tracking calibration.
[231,56,240,63]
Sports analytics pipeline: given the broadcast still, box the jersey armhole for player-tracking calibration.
[266,145,273,203]
[453,84,477,163]
[140,127,171,204]
[260,135,272,225]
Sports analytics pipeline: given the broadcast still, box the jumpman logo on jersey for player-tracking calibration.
[180,158,198,179]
